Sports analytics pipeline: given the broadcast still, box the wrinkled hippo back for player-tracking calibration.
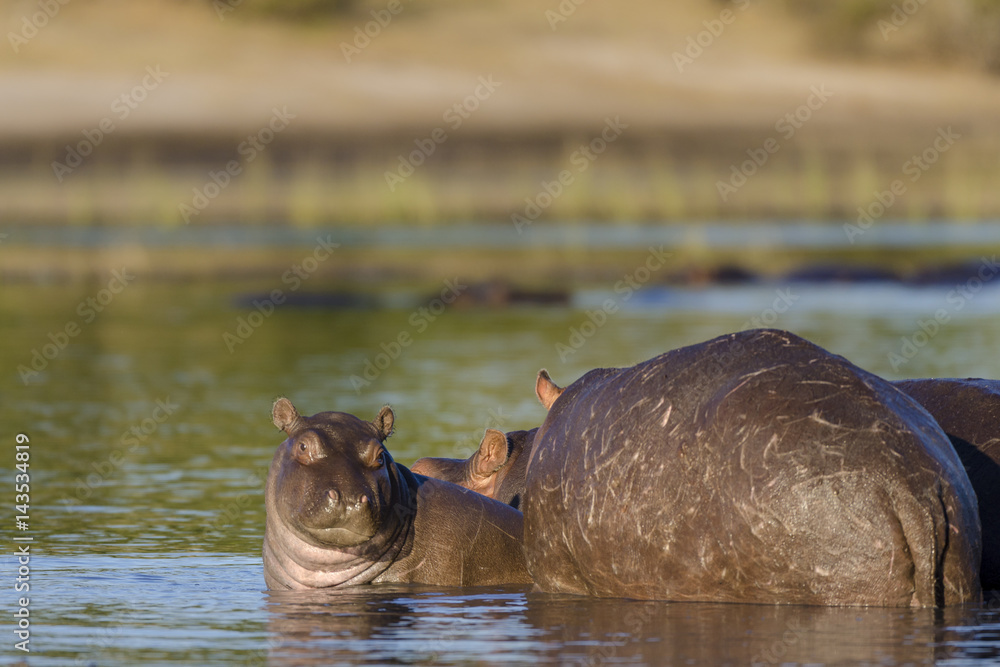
[895,378,1000,590]
[524,329,981,606]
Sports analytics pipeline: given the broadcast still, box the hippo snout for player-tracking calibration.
[322,487,371,517]
[290,486,380,547]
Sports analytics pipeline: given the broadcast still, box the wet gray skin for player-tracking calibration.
[263,399,532,590]
[523,328,982,606]
[411,428,536,509]
[894,378,1000,591]
[416,378,1000,591]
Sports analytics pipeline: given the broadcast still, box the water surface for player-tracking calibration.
[4,272,1000,665]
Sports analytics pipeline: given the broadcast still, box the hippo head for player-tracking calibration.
[267,398,398,549]
[411,428,512,495]
[411,427,536,508]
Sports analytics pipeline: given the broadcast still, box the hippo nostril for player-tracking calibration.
[327,489,340,503]
[359,494,368,505]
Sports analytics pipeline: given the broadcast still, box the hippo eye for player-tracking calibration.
[291,434,325,465]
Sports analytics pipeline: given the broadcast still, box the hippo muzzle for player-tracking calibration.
[291,480,382,547]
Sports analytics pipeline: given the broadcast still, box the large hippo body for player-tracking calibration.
[894,378,1000,590]
[263,399,532,590]
[411,428,536,509]
[524,329,981,606]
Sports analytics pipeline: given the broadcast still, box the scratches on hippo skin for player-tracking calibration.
[739,433,764,472]
[807,411,852,430]
[720,365,789,402]
[789,471,858,497]
[560,474,572,513]
[660,404,673,427]
[576,506,593,547]
[798,380,841,388]
[540,471,562,494]
[868,419,892,435]
[761,433,780,463]
[468,497,485,545]
[484,517,520,543]
[376,551,430,584]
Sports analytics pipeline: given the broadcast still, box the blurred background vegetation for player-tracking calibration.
[784,0,1000,72]
[217,0,358,20]
[231,0,1000,73]
[2,0,1000,229]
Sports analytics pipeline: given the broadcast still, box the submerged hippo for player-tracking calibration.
[411,428,536,509]
[895,378,1000,591]
[263,398,532,590]
[523,329,981,606]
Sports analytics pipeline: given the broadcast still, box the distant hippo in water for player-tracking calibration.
[523,329,981,606]
[263,399,532,590]
[411,428,536,509]
[895,378,1000,591]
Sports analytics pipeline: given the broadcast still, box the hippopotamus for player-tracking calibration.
[894,378,1000,590]
[263,398,532,590]
[410,428,536,509]
[522,328,981,606]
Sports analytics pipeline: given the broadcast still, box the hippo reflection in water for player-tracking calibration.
[262,398,532,590]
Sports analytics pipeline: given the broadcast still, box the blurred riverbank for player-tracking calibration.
[3,0,1000,225]
[4,222,999,287]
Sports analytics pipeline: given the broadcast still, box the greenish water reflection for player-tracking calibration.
[3,281,1000,560]
[4,280,1000,665]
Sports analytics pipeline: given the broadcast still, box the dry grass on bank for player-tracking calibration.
[3,133,1000,226]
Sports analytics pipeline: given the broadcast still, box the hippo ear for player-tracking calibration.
[535,369,564,410]
[272,397,301,434]
[472,429,510,477]
[373,405,395,441]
